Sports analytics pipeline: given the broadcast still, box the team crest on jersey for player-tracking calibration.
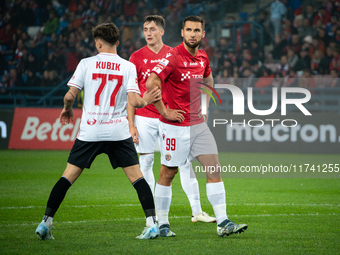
[165,152,172,161]
[87,119,97,125]
[166,53,172,58]
[183,62,187,67]
[143,59,148,64]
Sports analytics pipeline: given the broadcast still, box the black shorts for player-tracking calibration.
[68,137,139,169]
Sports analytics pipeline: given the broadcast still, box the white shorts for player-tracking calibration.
[159,122,218,167]
[134,115,160,153]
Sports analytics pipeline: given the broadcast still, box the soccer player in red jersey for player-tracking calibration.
[146,16,248,237]
[128,15,216,225]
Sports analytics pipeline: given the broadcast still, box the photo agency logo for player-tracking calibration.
[199,84,312,128]
[198,82,223,110]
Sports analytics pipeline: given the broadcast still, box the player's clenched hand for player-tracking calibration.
[143,87,162,105]
[129,125,139,143]
[163,106,185,122]
[59,108,74,125]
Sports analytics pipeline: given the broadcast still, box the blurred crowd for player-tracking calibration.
[212,0,340,89]
[0,0,339,96]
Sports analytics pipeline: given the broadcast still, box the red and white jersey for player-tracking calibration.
[129,44,172,118]
[67,53,140,141]
[151,43,211,126]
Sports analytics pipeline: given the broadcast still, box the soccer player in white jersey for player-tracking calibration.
[146,16,248,237]
[128,15,215,226]
[35,22,162,240]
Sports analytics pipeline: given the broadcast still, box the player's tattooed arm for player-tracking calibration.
[64,87,79,110]
[60,86,79,125]
[68,90,76,99]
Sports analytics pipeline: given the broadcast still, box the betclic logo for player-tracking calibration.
[9,108,81,150]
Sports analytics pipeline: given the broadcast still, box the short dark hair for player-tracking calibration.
[182,15,205,30]
[92,23,120,45]
[143,15,165,29]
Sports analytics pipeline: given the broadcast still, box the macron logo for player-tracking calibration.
[166,53,172,58]
[143,59,148,64]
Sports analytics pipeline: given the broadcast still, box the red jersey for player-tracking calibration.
[130,44,172,118]
[151,43,211,126]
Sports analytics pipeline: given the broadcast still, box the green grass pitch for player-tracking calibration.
[0,150,339,254]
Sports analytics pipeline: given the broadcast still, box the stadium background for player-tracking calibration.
[0,1,339,254]
[1,0,340,151]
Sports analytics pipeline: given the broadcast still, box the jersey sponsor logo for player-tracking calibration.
[190,62,198,66]
[87,119,97,125]
[181,71,191,81]
[183,62,187,67]
[199,59,205,68]
[95,61,121,71]
[142,69,151,79]
[143,59,148,64]
[165,152,172,161]
[181,72,203,81]
[162,134,165,140]
[150,59,162,63]
[98,119,122,125]
[166,53,172,58]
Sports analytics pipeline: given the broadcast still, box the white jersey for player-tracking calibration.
[67,52,140,141]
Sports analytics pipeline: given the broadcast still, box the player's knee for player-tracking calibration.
[140,153,154,168]
[160,166,178,180]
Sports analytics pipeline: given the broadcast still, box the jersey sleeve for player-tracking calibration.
[151,51,176,82]
[126,63,140,94]
[67,59,85,90]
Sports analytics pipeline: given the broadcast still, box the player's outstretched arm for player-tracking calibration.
[146,73,185,122]
[127,87,161,108]
[60,86,79,125]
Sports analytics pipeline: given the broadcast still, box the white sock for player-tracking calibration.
[139,154,155,196]
[146,216,155,227]
[179,161,202,216]
[206,182,227,225]
[154,184,172,226]
[43,216,53,227]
